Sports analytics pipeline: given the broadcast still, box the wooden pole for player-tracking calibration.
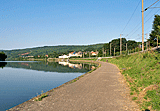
[120,34,122,55]
[102,48,104,57]
[149,41,150,50]
[114,48,115,56]
[142,0,144,52]
[83,52,84,58]
[126,43,127,51]
[157,36,159,48]
[110,43,112,56]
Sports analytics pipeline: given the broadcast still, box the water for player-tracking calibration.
[0,61,93,111]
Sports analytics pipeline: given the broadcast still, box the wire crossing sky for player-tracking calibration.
[0,0,160,50]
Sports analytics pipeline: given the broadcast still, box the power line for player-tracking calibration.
[120,0,160,42]
[121,0,141,34]
[127,7,160,40]
[145,9,160,23]
[124,1,160,40]
[143,0,160,11]
[144,0,160,19]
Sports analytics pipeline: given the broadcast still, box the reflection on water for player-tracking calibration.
[59,61,96,70]
[0,61,97,111]
[59,62,82,69]
[4,61,93,73]
[0,62,7,68]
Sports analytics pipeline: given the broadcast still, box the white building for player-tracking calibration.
[59,55,70,59]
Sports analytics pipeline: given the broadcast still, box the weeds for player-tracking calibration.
[35,90,48,101]
[132,97,138,100]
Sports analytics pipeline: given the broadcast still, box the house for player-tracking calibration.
[59,55,70,59]
[69,51,76,57]
[69,51,82,57]
[59,51,83,59]
[91,51,98,56]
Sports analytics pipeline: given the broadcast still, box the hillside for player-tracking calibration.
[1,44,104,60]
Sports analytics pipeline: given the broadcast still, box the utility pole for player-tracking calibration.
[157,36,159,48]
[102,48,104,57]
[120,34,122,55]
[96,50,98,58]
[83,52,84,58]
[149,41,150,50]
[110,43,112,56]
[146,34,148,51]
[142,0,144,52]
[114,48,115,56]
[126,43,127,51]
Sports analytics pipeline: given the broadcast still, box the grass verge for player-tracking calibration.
[101,51,160,111]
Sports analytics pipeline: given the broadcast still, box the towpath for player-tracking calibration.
[8,61,139,111]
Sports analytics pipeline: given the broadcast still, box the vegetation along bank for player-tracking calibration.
[0,52,7,61]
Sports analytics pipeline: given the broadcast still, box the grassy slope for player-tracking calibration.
[101,51,160,110]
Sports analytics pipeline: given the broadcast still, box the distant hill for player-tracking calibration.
[1,44,104,60]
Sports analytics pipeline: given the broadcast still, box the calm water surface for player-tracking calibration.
[0,61,94,111]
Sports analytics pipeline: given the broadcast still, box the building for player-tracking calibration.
[91,51,98,56]
[59,55,70,59]
[69,51,82,57]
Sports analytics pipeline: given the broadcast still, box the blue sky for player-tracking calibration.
[0,0,160,50]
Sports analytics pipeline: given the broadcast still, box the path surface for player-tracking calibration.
[8,62,139,111]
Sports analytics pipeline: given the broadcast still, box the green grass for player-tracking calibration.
[71,79,78,83]
[101,51,160,110]
[70,58,97,61]
[35,90,48,101]
[132,97,138,100]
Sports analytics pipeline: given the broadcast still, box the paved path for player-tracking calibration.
[9,62,139,111]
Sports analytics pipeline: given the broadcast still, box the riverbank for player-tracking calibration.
[8,61,139,111]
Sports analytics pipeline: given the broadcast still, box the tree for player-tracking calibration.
[84,47,95,52]
[98,49,103,57]
[127,40,138,50]
[149,15,160,46]
[0,62,7,68]
[0,52,7,61]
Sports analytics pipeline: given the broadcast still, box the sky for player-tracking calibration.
[0,0,160,50]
